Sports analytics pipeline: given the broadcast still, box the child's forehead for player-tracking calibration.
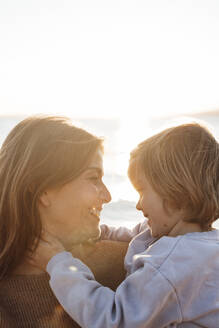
[128,159,144,184]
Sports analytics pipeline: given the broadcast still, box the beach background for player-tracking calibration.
[1,1,219,230]
[1,113,219,230]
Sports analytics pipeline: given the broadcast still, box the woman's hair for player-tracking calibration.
[129,122,219,229]
[0,115,103,278]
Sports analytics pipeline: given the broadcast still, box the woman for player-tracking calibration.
[0,116,128,327]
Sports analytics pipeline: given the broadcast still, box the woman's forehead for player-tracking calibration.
[88,148,104,170]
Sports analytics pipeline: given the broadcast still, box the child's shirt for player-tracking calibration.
[46,221,219,328]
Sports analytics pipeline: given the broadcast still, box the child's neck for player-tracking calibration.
[168,220,206,237]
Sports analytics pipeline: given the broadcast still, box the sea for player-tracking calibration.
[0,113,219,230]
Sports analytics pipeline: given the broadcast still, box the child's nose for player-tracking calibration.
[136,199,142,211]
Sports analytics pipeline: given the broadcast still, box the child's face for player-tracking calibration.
[129,161,184,238]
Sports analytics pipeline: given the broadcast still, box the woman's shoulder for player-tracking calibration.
[0,305,15,327]
[0,273,80,328]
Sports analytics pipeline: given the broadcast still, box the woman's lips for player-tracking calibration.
[89,207,101,220]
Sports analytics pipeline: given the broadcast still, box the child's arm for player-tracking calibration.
[47,251,181,328]
[100,219,148,242]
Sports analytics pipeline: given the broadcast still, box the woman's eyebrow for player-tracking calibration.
[85,167,103,175]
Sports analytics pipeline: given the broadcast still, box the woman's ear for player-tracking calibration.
[39,191,51,207]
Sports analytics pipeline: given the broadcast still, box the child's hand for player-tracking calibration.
[28,231,65,271]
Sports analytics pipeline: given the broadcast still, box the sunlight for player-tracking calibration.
[103,116,154,202]
[114,116,153,174]
[1,1,219,118]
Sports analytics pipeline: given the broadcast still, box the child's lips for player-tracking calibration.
[147,218,152,227]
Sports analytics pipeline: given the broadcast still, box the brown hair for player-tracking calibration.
[129,122,219,229]
[0,115,103,278]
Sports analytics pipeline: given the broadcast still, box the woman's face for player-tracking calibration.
[39,148,111,249]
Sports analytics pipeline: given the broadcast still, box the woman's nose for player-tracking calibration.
[101,184,112,203]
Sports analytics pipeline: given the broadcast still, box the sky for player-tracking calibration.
[0,0,219,119]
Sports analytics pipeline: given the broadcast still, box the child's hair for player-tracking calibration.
[0,115,103,278]
[129,122,219,229]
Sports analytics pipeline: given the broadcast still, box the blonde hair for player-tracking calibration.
[129,123,219,229]
[0,115,103,278]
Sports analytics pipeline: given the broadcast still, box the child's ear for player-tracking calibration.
[39,191,51,207]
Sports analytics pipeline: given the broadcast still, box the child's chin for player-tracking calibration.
[150,229,156,237]
[150,229,160,238]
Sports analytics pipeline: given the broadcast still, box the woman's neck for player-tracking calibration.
[12,260,45,275]
[12,241,96,275]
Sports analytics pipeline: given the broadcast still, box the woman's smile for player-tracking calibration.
[39,148,111,247]
[89,207,102,220]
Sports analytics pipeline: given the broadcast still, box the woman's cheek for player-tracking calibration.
[89,182,100,195]
[82,184,99,202]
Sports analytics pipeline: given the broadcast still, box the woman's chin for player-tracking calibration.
[78,227,101,245]
[89,227,101,241]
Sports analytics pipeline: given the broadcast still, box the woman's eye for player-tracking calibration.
[89,176,99,181]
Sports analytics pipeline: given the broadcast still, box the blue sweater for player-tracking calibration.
[47,222,219,328]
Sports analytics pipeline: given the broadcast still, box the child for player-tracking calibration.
[32,123,219,328]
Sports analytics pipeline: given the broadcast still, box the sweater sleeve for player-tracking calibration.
[47,251,182,328]
[100,220,148,242]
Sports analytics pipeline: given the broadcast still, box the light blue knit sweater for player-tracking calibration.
[47,222,219,328]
